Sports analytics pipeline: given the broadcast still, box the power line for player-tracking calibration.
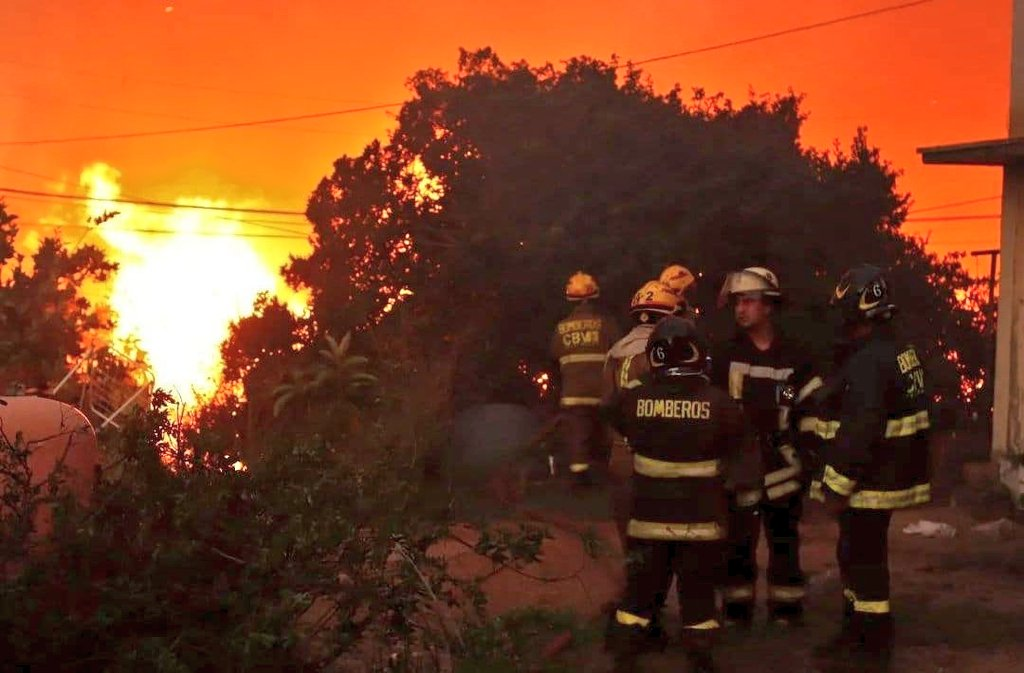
[0,102,401,146]
[627,0,937,67]
[0,90,373,136]
[0,197,308,240]
[54,222,307,240]
[0,164,66,183]
[0,58,382,106]
[0,166,310,235]
[1,192,310,239]
[905,214,1001,222]
[911,195,1001,213]
[0,186,305,216]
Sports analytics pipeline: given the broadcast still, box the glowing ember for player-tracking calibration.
[80,163,306,406]
[533,371,551,397]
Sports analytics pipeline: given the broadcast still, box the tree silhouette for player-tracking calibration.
[0,203,117,393]
[229,48,988,433]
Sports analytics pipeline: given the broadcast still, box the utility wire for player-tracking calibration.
[0,2,935,146]
[910,195,1001,213]
[1,194,310,239]
[627,0,937,67]
[905,214,1001,222]
[0,198,308,240]
[0,186,305,216]
[0,90,373,136]
[54,222,307,240]
[0,58,381,106]
[0,166,310,236]
[0,102,401,146]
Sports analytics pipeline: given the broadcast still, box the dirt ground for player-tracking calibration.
[445,488,1024,673]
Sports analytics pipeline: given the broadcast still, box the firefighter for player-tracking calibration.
[659,264,699,320]
[712,267,820,626]
[603,316,762,673]
[550,271,622,486]
[808,264,931,671]
[603,280,680,550]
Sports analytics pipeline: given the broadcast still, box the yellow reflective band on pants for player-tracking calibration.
[633,454,721,478]
[736,489,763,507]
[823,465,857,497]
[843,588,857,603]
[627,519,725,541]
[683,619,720,630]
[854,599,891,614]
[850,483,931,509]
[721,585,755,602]
[560,396,601,407]
[615,610,650,628]
[884,410,930,438]
[569,463,591,474]
[768,585,806,603]
[766,480,801,501]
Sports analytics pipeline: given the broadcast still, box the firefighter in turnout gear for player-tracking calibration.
[808,264,931,672]
[659,264,699,320]
[602,280,680,550]
[550,272,622,486]
[712,267,820,626]
[603,317,762,673]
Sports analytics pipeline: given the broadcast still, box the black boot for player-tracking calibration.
[686,649,719,673]
[681,632,719,673]
[858,614,894,672]
[813,595,857,657]
[768,601,805,627]
[813,620,860,662]
[723,602,754,629]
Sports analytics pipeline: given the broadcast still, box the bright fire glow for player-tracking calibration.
[80,163,307,406]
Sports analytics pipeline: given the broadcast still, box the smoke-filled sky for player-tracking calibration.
[0,0,1011,273]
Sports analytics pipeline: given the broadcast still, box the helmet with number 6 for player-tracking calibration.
[646,316,707,378]
[830,264,896,324]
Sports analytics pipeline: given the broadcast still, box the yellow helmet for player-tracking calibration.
[565,271,599,301]
[630,280,677,322]
[659,265,696,297]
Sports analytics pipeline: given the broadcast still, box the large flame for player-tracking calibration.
[80,163,307,406]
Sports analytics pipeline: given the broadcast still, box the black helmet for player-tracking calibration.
[646,316,707,377]
[830,264,896,324]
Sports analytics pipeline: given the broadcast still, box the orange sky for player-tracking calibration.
[0,0,1011,277]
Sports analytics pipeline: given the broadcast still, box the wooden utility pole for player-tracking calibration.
[970,248,1001,310]
[919,0,1024,506]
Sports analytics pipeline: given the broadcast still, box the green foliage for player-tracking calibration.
[272,331,379,419]
[0,203,116,392]
[455,607,595,673]
[1,390,565,671]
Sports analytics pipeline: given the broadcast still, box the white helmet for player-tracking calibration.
[717,267,782,308]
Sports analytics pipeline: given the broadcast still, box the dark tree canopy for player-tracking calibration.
[233,48,987,430]
[0,203,117,392]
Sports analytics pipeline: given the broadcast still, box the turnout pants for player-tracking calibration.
[607,538,723,660]
[838,509,894,653]
[723,493,806,620]
[560,406,608,480]
[607,436,632,551]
